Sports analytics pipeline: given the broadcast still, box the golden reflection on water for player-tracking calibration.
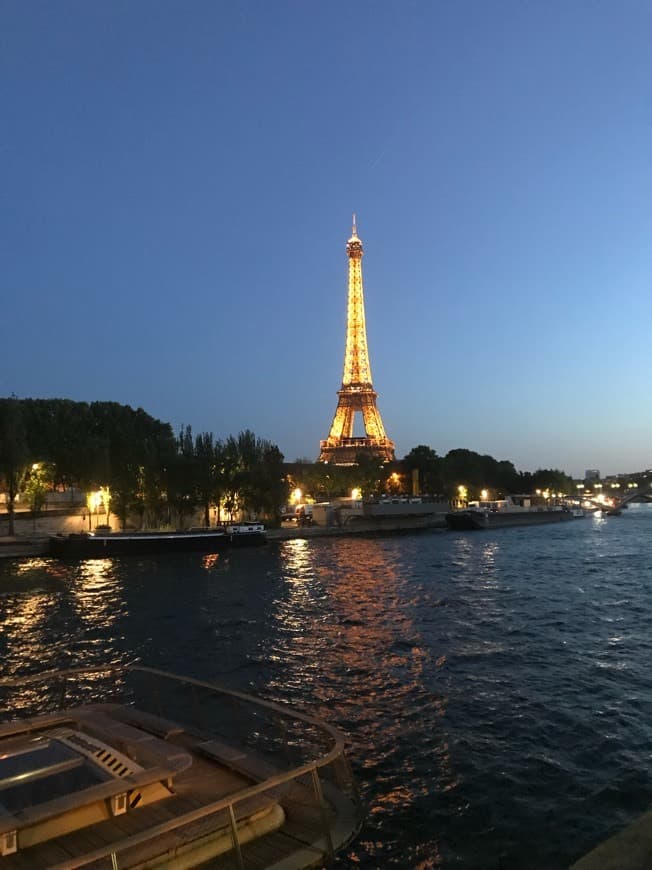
[279,539,318,616]
[0,585,61,682]
[3,589,51,633]
[14,557,68,578]
[71,559,122,628]
[275,537,456,855]
[201,553,220,571]
[0,556,127,700]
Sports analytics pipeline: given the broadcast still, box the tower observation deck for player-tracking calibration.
[318,217,395,465]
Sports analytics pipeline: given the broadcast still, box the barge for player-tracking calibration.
[446,495,576,530]
[49,523,266,558]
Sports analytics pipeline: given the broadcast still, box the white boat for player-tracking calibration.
[223,522,267,545]
[0,666,362,868]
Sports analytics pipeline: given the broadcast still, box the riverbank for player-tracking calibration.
[0,516,447,560]
[0,536,49,559]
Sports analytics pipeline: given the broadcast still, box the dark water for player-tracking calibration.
[2,507,652,869]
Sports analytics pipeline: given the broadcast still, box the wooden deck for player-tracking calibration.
[3,748,282,868]
[0,673,362,870]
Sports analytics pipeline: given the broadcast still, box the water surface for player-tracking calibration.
[2,507,652,868]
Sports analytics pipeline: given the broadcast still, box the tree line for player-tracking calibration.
[287,446,574,504]
[400,446,574,500]
[0,397,576,534]
[0,397,287,533]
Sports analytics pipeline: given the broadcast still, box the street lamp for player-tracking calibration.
[86,490,102,530]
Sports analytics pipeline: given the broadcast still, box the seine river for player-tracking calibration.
[2,507,652,868]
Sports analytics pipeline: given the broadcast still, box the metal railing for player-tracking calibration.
[0,665,363,869]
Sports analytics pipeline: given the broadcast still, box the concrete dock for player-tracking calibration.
[571,810,652,869]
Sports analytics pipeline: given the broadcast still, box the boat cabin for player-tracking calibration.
[468,495,534,512]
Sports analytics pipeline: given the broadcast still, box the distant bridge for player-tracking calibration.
[614,483,652,508]
[580,482,652,514]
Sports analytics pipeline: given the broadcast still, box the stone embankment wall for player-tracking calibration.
[0,510,90,538]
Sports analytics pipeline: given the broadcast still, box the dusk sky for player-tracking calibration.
[3,1,651,477]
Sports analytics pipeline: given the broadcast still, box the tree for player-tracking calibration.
[294,463,359,501]
[403,445,443,495]
[347,453,387,499]
[232,430,287,520]
[527,468,574,495]
[194,433,229,527]
[441,448,520,499]
[218,430,288,522]
[0,397,30,535]
[84,402,176,530]
[251,443,287,520]
[23,462,54,531]
[165,425,198,529]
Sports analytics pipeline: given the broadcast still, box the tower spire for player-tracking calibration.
[318,218,395,465]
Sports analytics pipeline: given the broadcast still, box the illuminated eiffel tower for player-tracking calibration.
[318,217,395,465]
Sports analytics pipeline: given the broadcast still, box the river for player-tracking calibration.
[2,506,652,868]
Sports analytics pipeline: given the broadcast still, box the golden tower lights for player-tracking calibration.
[318,217,395,465]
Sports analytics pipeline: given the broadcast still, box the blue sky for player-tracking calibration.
[3,0,651,476]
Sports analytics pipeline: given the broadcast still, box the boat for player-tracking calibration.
[223,521,267,546]
[0,665,363,868]
[49,524,266,558]
[446,494,576,530]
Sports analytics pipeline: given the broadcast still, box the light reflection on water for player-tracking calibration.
[269,537,453,866]
[72,558,123,627]
[0,554,130,685]
[201,552,220,571]
[0,509,651,867]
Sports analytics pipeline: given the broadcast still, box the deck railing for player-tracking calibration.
[0,665,363,869]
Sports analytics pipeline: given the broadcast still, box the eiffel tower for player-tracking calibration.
[318,217,395,465]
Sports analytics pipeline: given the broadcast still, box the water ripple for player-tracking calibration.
[1,508,652,866]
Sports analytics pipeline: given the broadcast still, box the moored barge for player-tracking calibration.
[49,523,266,558]
[446,495,576,530]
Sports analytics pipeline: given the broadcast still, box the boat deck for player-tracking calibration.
[0,698,355,869]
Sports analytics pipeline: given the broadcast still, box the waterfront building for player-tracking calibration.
[318,217,395,465]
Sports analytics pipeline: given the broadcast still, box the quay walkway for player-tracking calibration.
[571,810,652,869]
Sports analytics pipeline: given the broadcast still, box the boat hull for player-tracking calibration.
[49,528,265,558]
[445,509,575,530]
